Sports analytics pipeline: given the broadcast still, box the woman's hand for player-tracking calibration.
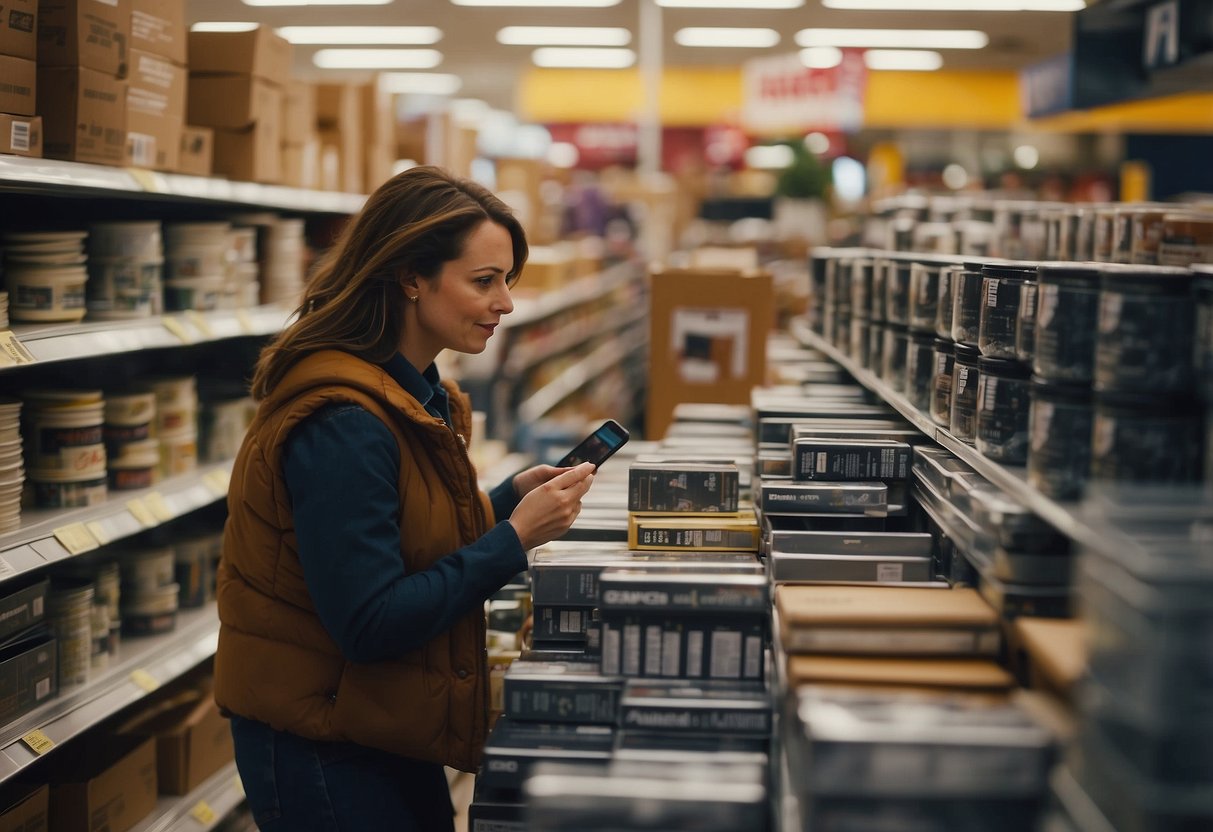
[512,464,567,499]
[508,462,595,550]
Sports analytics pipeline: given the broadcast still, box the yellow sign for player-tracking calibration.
[85,520,113,546]
[143,492,173,523]
[126,498,156,528]
[130,668,160,692]
[162,316,194,344]
[21,729,54,755]
[185,310,215,339]
[0,332,35,367]
[190,801,217,824]
[204,469,231,496]
[53,523,99,555]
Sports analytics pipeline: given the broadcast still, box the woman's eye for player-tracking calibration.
[476,276,494,287]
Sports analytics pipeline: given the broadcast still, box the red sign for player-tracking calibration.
[742,50,867,133]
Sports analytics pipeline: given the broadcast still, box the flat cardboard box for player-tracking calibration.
[38,65,126,165]
[646,266,774,439]
[786,655,1016,692]
[124,48,183,169]
[48,735,156,832]
[0,113,42,157]
[37,0,131,77]
[0,55,36,115]
[213,122,280,184]
[0,628,57,729]
[776,585,999,628]
[315,81,358,132]
[187,74,281,130]
[177,124,212,176]
[1011,617,1086,702]
[282,79,314,140]
[187,27,291,86]
[130,0,184,65]
[0,783,47,831]
[0,0,36,60]
[119,688,234,795]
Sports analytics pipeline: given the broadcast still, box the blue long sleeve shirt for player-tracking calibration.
[281,355,526,664]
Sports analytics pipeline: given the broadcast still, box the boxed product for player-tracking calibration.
[628,461,740,513]
[791,438,913,482]
[0,626,57,726]
[0,577,47,643]
[212,121,280,184]
[0,55,35,115]
[769,550,934,585]
[618,678,770,736]
[532,605,595,643]
[187,27,291,85]
[118,685,234,794]
[627,511,760,552]
[763,521,934,559]
[759,479,889,516]
[177,125,212,176]
[187,75,281,130]
[503,660,621,724]
[600,612,766,681]
[47,735,156,832]
[611,731,770,767]
[783,655,1016,693]
[598,570,769,615]
[37,0,130,76]
[0,0,36,60]
[280,140,319,189]
[282,79,315,138]
[130,0,185,65]
[124,48,184,170]
[38,65,125,165]
[467,799,525,832]
[477,719,614,797]
[0,783,46,831]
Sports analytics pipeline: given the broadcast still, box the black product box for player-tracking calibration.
[750,392,895,424]
[628,462,740,513]
[613,729,771,767]
[757,513,891,534]
[628,513,760,552]
[756,417,909,445]
[478,718,615,795]
[467,799,526,832]
[804,797,1045,832]
[519,646,598,664]
[601,613,766,681]
[503,661,622,725]
[619,678,771,736]
[0,577,48,644]
[756,449,792,478]
[671,402,753,425]
[762,516,933,558]
[769,551,934,585]
[533,605,594,642]
[792,438,913,482]
[760,480,888,515]
[558,517,629,542]
[0,625,57,726]
[978,573,1071,619]
[598,570,769,615]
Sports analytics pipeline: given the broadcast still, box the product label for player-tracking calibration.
[876,563,905,582]
[9,119,29,152]
[686,630,705,677]
[1039,283,1059,328]
[709,630,742,678]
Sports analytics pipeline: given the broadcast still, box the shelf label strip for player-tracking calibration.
[126,498,157,528]
[21,729,54,755]
[162,316,194,344]
[190,800,217,825]
[0,332,36,367]
[143,492,174,523]
[184,310,216,339]
[53,523,99,556]
[130,668,159,692]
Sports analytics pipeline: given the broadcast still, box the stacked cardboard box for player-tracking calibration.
[361,78,394,192]
[187,26,290,183]
[124,0,184,170]
[37,0,130,165]
[316,82,362,193]
[280,80,317,189]
[0,0,40,157]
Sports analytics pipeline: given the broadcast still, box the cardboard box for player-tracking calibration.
[187,27,291,86]
[124,47,183,169]
[187,74,281,131]
[282,79,314,140]
[177,124,211,176]
[0,0,37,60]
[0,628,57,728]
[130,0,184,65]
[213,122,280,183]
[0,783,47,832]
[48,735,156,832]
[280,138,318,189]
[0,578,47,643]
[0,54,36,115]
[359,79,393,148]
[318,126,361,194]
[37,0,131,77]
[315,81,357,131]
[119,688,235,795]
[364,142,393,193]
[646,267,774,439]
[38,65,125,165]
[0,113,42,157]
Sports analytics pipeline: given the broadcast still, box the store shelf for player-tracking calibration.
[131,762,245,832]
[517,327,648,424]
[4,305,292,371]
[503,261,639,331]
[0,155,365,214]
[504,304,648,378]
[0,460,233,588]
[0,604,219,784]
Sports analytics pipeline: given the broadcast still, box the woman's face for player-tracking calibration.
[402,220,516,367]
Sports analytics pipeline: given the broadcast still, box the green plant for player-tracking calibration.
[774,142,831,200]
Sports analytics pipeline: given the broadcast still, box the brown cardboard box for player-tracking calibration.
[213,122,280,183]
[364,142,393,192]
[124,47,183,169]
[315,81,357,132]
[177,124,211,176]
[37,0,131,77]
[0,114,42,157]
[187,27,291,86]
[0,0,37,60]
[38,65,126,165]
[0,55,36,115]
[319,126,361,194]
[359,79,393,149]
[0,783,48,831]
[187,75,281,130]
[119,689,235,795]
[785,655,1016,692]
[280,138,318,189]
[282,79,314,141]
[1011,617,1086,704]
[48,735,157,832]
[646,266,774,439]
[130,0,183,65]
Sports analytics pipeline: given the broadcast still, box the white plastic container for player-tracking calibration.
[159,430,198,477]
[164,275,224,311]
[87,256,163,319]
[88,221,162,259]
[108,438,159,490]
[120,545,175,592]
[23,395,106,477]
[46,580,94,687]
[5,264,87,322]
[28,467,107,508]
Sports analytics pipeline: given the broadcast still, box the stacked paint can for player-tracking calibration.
[173,524,222,608]
[119,545,179,636]
[1,230,88,323]
[56,558,121,672]
[261,218,307,306]
[22,390,107,509]
[198,380,255,463]
[104,388,159,491]
[227,224,261,309]
[0,290,9,327]
[45,578,95,687]
[0,398,23,531]
[163,222,230,312]
[86,221,164,319]
[150,375,198,478]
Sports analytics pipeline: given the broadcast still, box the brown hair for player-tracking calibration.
[250,166,528,399]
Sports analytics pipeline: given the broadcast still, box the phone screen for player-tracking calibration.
[557,420,630,469]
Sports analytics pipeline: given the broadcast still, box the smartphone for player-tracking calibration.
[556,419,630,470]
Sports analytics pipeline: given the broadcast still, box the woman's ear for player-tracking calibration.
[400,272,421,301]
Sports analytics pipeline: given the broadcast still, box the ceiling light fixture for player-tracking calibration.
[190,22,261,32]
[824,0,1083,10]
[674,28,780,48]
[277,26,442,44]
[863,48,944,70]
[312,48,443,68]
[658,0,803,8]
[800,46,843,68]
[795,28,988,49]
[243,0,390,6]
[453,0,620,7]
[745,145,795,170]
[379,72,463,95]
[532,47,636,68]
[497,27,631,46]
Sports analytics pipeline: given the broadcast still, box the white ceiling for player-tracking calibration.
[184,0,1077,115]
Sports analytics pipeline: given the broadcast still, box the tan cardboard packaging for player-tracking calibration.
[119,688,235,795]
[316,82,363,192]
[177,124,212,176]
[130,0,183,64]
[282,79,314,140]
[280,138,318,189]
[38,65,126,165]
[48,735,157,832]
[124,47,183,169]
[187,75,280,130]
[0,783,48,831]
[37,0,131,77]
[0,114,42,157]
[785,655,1016,692]
[0,0,37,60]
[213,121,281,184]
[318,126,361,194]
[0,55,36,115]
[187,27,291,86]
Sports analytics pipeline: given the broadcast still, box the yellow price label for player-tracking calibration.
[143,492,173,523]
[184,310,215,338]
[189,800,216,825]
[53,523,99,555]
[126,498,156,528]
[162,316,194,344]
[234,309,256,335]
[127,167,164,193]
[130,668,159,692]
[0,331,35,367]
[21,729,54,755]
[85,520,113,546]
[204,469,230,496]
[232,774,246,798]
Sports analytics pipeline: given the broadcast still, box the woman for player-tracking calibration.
[214,166,596,831]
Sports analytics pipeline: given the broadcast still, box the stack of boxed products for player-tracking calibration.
[0,0,40,158]
[469,431,773,831]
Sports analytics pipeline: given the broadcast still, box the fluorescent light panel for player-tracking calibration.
[453,0,619,6]
[243,0,390,6]
[863,48,943,70]
[312,48,443,68]
[796,28,988,49]
[379,72,462,95]
[277,26,442,44]
[658,0,802,7]
[674,27,780,48]
[498,27,631,46]
[191,21,260,32]
[824,0,1082,9]
[532,47,635,67]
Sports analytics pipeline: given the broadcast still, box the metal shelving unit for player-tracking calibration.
[130,762,246,832]
[517,327,648,424]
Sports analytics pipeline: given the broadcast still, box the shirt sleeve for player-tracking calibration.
[282,404,528,664]
[487,476,520,524]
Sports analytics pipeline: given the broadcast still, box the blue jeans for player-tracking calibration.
[230,714,455,832]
